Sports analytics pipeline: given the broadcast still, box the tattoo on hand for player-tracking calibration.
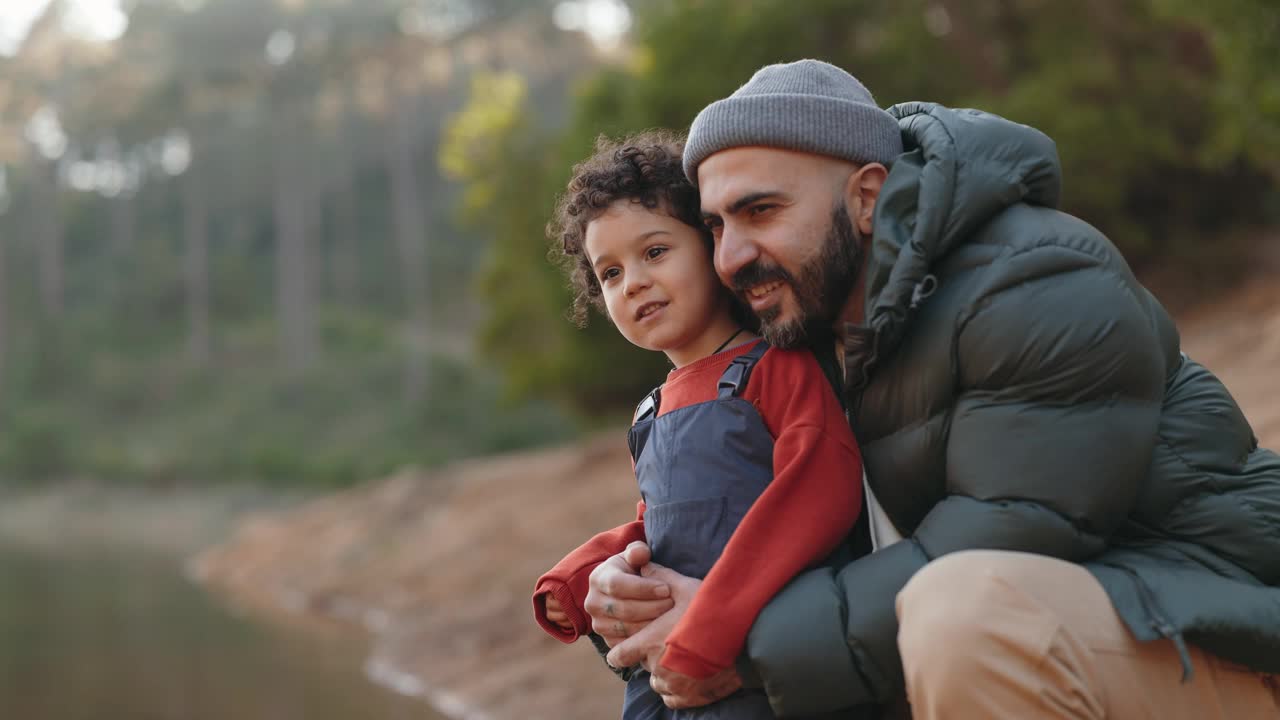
[613,621,629,638]
[605,602,616,618]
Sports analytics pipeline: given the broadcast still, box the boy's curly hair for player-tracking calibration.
[548,130,712,327]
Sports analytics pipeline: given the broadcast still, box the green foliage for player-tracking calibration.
[440,71,671,416]
[452,0,1279,413]
[440,73,532,219]
[0,307,576,487]
[0,412,75,482]
[1151,0,1280,174]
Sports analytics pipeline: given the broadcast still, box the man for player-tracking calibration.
[587,59,1280,718]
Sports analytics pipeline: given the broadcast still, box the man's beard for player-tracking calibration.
[730,201,864,349]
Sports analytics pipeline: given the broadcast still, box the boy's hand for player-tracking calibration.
[544,595,575,631]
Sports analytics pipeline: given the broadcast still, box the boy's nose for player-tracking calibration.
[624,267,651,297]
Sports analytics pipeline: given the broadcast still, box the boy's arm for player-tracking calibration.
[660,350,863,678]
[532,500,647,642]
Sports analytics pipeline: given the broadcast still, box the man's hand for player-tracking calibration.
[604,562,700,669]
[585,541,674,646]
[649,664,744,710]
[604,563,742,710]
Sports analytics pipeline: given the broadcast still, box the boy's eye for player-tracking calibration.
[600,267,620,282]
[645,246,668,260]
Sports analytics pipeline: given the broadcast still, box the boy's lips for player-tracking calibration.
[635,301,667,322]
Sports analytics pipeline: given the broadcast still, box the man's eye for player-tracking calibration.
[645,246,668,260]
[748,204,776,217]
[703,217,722,230]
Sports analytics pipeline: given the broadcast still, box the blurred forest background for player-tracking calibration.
[0,0,1276,488]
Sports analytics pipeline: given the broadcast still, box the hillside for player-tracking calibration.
[193,261,1280,720]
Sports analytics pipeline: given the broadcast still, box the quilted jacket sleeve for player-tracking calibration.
[744,249,1168,716]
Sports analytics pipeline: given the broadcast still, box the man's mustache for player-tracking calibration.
[730,260,796,296]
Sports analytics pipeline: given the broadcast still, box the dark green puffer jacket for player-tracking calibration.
[743,102,1280,717]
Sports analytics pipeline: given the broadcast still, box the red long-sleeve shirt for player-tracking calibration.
[532,341,863,679]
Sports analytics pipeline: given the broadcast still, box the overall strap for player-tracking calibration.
[632,386,662,424]
[628,385,662,464]
[717,341,770,399]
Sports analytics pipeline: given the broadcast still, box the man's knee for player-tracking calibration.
[897,551,1012,654]
[897,551,1113,717]
[896,549,1054,687]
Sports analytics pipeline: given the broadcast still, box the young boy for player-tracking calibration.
[532,131,863,718]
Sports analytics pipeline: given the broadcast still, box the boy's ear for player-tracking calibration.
[844,163,888,237]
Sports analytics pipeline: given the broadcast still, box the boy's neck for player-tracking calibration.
[665,317,757,369]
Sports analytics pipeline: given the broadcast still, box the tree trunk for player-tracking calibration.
[0,209,7,406]
[108,191,136,307]
[36,161,63,320]
[384,91,430,404]
[272,114,316,373]
[330,135,360,306]
[304,148,325,332]
[183,166,211,367]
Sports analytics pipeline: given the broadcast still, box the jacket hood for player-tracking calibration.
[858,102,1062,359]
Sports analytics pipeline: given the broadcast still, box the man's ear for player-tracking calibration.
[844,163,888,237]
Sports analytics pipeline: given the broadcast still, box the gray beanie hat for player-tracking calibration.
[683,59,903,184]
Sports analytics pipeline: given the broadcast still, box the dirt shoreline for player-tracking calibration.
[192,265,1280,720]
[192,436,639,720]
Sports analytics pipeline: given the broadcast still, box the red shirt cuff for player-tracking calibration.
[532,580,590,643]
[659,642,723,679]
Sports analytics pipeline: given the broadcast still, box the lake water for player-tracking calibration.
[0,542,439,719]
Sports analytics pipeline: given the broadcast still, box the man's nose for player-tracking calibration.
[715,226,759,285]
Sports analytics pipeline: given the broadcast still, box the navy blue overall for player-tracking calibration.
[621,341,777,720]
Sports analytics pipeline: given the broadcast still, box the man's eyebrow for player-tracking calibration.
[726,191,786,215]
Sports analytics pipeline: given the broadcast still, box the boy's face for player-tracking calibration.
[584,202,735,367]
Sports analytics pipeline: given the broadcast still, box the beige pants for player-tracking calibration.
[895,550,1280,719]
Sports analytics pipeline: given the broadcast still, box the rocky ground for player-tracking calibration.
[192,251,1280,720]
